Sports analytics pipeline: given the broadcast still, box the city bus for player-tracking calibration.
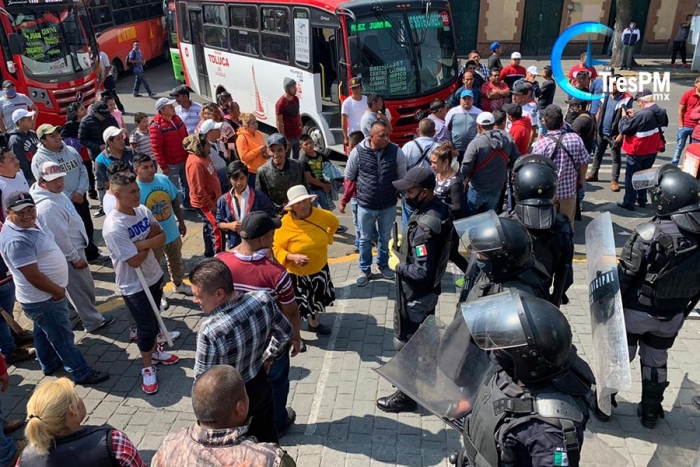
[86,0,168,80]
[165,0,184,83]
[174,0,459,152]
[0,0,100,126]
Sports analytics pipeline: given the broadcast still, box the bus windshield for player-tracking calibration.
[12,7,97,78]
[349,10,456,98]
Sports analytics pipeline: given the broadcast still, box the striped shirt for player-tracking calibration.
[176,101,203,135]
[194,291,294,382]
[129,129,154,160]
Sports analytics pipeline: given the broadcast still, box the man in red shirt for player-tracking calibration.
[568,53,598,84]
[184,124,223,256]
[672,75,700,165]
[275,79,303,160]
[503,103,532,155]
[481,69,510,112]
[499,52,526,91]
[150,98,190,207]
[216,211,302,439]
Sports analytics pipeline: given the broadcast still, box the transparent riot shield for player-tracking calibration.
[375,315,493,425]
[585,212,632,416]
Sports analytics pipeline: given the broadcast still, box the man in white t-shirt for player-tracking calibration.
[0,191,108,385]
[0,148,29,212]
[102,172,180,395]
[341,77,368,146]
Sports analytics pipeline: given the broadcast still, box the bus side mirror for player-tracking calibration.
[8,34,23,55]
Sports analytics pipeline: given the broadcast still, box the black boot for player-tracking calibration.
[376,390,417,413]
[637,380,669,429]
[593,392,618,422]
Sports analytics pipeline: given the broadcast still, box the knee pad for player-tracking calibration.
[641,364,668,384]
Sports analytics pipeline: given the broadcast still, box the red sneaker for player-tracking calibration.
[671,63,677,68]
[141,366,158,394]
[152,345,179,365]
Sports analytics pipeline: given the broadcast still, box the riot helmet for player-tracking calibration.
[454,211,532,278]
[511,155,558,229]
[632,165,700,217]
[459,290,573,383]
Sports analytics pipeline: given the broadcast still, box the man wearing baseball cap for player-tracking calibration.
[0,191,109,385]
[199,119,228,192]
[461,112,520,216]
[428,99,450,144]
[31,162,115,334]
[487,42,502,71]
[0,81,37,135]
[6,109,39,183]
[500,51,526,91]
[341,77,367,146]
[445,90,479,160]
[77,101,119,162]
[150,96,190,207]
[93,126,134,217]
[376,167,452,413]
[170,85,202,135]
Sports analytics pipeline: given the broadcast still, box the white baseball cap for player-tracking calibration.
[39,161,67,181]
[527,66,539,75]
[476,112,495,125]
[511,52,522,60]
[12,108,35,124]
[155,97,176,112]
[199,119,223,135]
[103,126,127,143]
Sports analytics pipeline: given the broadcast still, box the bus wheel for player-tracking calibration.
[111,59,124,81]
[303,121,326,154]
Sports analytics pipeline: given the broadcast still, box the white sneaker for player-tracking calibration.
[157,330,181,344]
[160,296,169,312]
[174,283,193,296]
[152,345,179,365]
[141,366,158,394]
[129,328,138,342]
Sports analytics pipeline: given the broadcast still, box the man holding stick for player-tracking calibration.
[103,173,180,394]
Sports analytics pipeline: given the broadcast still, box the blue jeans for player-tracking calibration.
[672,127,693,165]
[358,205,395,273]
[0,397,16,466]
[248,173,256,190]
[133,71,152,95]
[623,154,657,206]
[311,189,331,210]
[401,197,414,232]
[268,347,290,432]
[464,187,501,217]
[537,110,548,137]
[0,281,16,357]
[21,297,91,380]
[350,198,360,250]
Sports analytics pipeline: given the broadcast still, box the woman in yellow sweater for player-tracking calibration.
[273,185,339,337]
[235,113,268,188]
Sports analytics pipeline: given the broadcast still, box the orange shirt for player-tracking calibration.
[235,128,267,174]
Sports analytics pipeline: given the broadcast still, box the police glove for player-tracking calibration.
[388,251,401,271]
[389,234,403,251]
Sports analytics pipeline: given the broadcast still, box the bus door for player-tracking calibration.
[188,9,211,98]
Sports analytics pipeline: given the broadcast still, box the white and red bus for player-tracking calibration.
[0,0,100,126]
[174,0,458,151]
[86,0,168,80]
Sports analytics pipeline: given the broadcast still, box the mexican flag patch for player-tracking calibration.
[415,245,428,257]
[553,447,569,466]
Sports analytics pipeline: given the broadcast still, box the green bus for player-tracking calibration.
[165,0,184,83]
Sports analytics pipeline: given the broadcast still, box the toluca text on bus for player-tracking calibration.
[0,0,100,126]
[174,0,459,152]
[86,0,168,81]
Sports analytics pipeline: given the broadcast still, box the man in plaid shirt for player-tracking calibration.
[531,105,589,229]
[191,258,294,444]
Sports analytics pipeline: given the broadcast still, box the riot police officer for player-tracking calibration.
[453,291,594,467]
[508,155,574,305]
[457,211,551,303]
[617,165,700,428]
[376,167,453,413]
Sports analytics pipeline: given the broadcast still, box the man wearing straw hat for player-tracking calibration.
[103,172,180,395]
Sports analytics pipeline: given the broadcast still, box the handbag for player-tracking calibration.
[652,113,666,153]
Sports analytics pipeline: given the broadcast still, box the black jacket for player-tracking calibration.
[78,113,119,160]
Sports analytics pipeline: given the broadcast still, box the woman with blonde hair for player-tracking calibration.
[273,186,339,344]
[235,113,268,188]
[19,377,146,466]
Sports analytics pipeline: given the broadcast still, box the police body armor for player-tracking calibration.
[463,361,593,467]
[460,259,551,304]
[619,219,700,319]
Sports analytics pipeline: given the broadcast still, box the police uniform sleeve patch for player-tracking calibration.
[415,244,428,257]
[553,446,569,466]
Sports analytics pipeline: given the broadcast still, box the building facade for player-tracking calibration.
[452,0,697,57]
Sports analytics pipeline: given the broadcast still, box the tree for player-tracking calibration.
[610,0,632,67]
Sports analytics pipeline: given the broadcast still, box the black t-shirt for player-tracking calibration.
[487,55,502,71]
[571,113,596,153]
[537,79,556,111]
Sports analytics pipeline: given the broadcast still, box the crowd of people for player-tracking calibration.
[0,42,696,466]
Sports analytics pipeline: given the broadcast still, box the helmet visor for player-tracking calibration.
[453,210,502,254]
[459,291,528,350]
[631,165,680,191]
